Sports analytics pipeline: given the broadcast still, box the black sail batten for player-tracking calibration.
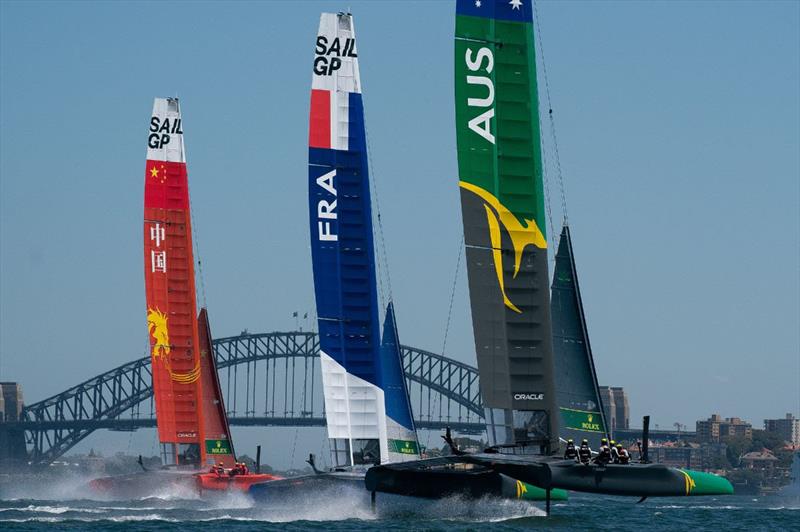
[551,225,609,448]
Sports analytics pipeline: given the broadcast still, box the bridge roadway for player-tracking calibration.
[11,331,486,464]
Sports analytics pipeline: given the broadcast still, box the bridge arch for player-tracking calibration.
[18,332,484,464]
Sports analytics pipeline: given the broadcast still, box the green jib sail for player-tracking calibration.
[455,0,558,452]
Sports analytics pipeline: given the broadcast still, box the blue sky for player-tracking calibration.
[1,0,798,465]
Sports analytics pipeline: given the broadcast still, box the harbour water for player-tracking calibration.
[0,476,796,531]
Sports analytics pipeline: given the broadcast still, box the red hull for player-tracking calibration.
[87,471,283,498]
[196,473,283,491]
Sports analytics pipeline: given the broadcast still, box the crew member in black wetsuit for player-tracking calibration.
[578,439,592,465]
[610,440,620,463]
[595,438,611,465]
[617,445,630,464]
[564,439,578,461]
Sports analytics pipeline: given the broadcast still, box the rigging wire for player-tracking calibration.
[533,0,570,226]
[187,179,208,311]
[289,369,307,469]
[440,236,464,363]
[423,236,465,451]
[538,108,557,263]
[361,104,394,310]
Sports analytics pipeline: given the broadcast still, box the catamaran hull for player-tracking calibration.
[251,468,562,504]
[367,454,732,499]
[463,455,733,497]
[196,473,282,492]
[363,466,565,501]
[87,470,197,499]
[248,472,365,504]
[88,471,282,498]
[545,461,733,497]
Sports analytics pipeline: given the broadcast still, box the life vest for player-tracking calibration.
[578,445,592,463]
[597,444,611,464]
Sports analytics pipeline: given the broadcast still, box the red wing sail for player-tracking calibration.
[197,308,236,468]
[144,97,208,468]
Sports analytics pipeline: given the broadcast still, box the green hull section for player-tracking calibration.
[680,469,734,496]
[517,481,568,501]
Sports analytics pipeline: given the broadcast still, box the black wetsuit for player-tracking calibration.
[611,446,620,464]
[595,444,611,465]
[564,444,578,461]
[618,449,630,464]
[578,444,592,464]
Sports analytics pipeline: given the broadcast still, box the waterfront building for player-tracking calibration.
[741,449,779,471]
[696,414,752,443]
[764,413,800,445]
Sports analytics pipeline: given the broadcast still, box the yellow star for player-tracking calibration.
[150,167,159,178]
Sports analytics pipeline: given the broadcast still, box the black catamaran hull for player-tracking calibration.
[367,454,732,499]
[363,456,566,501]
[248,471,366,504]
[250,466,564,503]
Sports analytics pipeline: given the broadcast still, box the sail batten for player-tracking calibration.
[143,98,234,469]
[455,0,558,452]
[552,225,609,447]
[309,12,418,467]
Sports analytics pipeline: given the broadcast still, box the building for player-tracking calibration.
[599,386,630,434]
[740,449,779,471]
[764,413,800,446]
[650,442,703,469]
[696,414,752,443]
[0,382,24,422]
[649,441,728,471]
[0,382,27,463]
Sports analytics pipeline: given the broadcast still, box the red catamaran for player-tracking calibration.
[90,98,278,496]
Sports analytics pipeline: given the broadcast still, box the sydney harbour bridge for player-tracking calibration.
[4,331,485,465]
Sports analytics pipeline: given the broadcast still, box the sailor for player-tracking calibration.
[240,462,249,475]
[578,439,592,464]
[610,440,620,463]
[564,439,578,461]
[595,438,611,465]
[617,445,630,465]
[212,461,225,477]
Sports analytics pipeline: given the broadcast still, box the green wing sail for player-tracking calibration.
[455,0,558,452]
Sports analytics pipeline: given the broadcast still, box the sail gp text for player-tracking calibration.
[148,116,183,149]
[314,36,357,76]
[315,169,337,241]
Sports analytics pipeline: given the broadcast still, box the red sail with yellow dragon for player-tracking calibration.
[144,97,279,490]
[89,98,278,496]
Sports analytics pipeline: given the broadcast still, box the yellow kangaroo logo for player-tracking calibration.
[679,470,696,495]
[515,480,528,498]
[460,181,547,313]
[147,307,200,384]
